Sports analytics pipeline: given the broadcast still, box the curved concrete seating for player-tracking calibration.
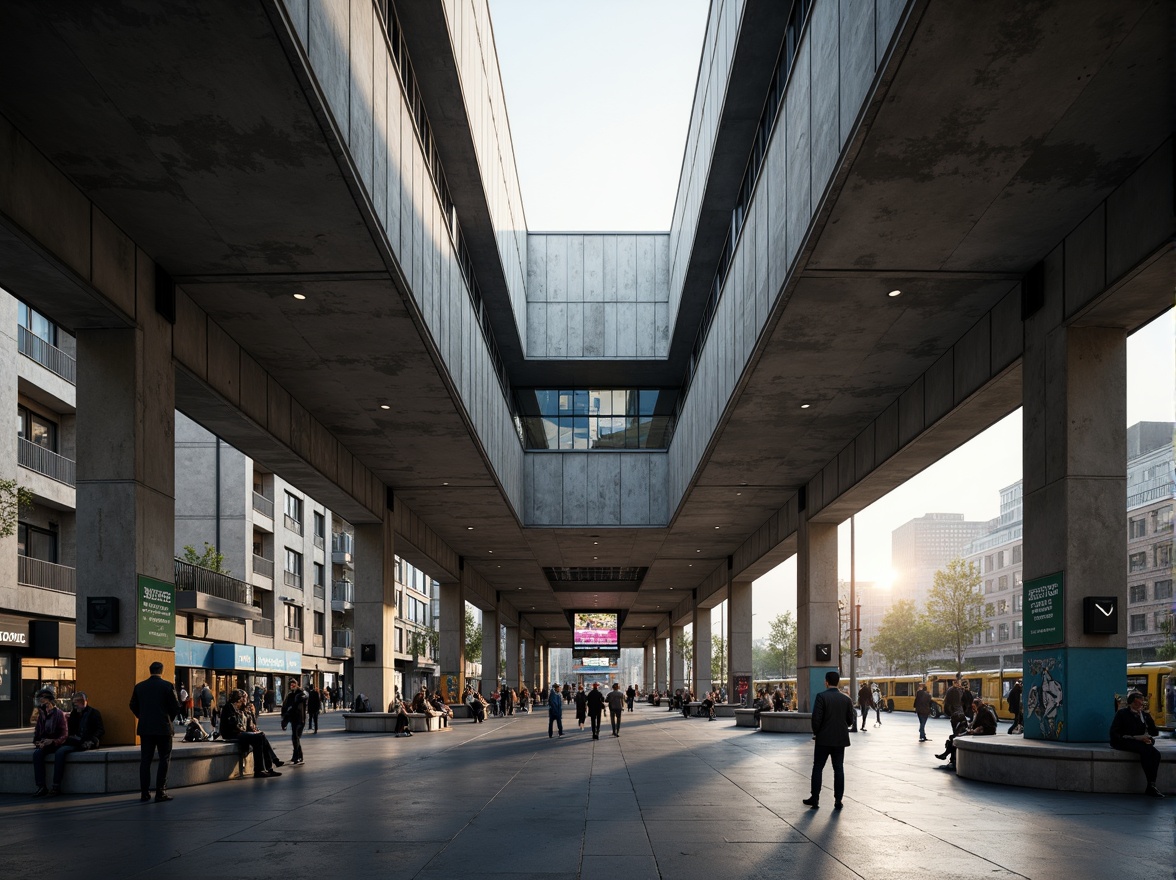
[734,709,758,727]
[759,711,813,733]
[0,741,253,794]
[955,736,1176,793]
[714,704,738,718]
[342,712,448,733]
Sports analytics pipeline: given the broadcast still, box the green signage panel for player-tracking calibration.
[137,575,176,648]
[1023,572,1064,648]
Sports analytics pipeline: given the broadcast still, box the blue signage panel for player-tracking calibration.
[285,652,302,674]
[174,638,213,669]
[255,648,286,672]
[211,643,255,670]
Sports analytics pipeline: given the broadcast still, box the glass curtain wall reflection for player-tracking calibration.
[517,389,676,450]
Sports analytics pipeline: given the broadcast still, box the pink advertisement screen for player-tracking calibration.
[573,612,618,648]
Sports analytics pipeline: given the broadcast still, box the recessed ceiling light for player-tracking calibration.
[800,403,811,409]
[888,289,902,297]
[714,526,720,530]
[442,482,449,486]
[467,526,474,530]
[488,550,493,554]
[593,556,598,560]
[379,404,390,410]
[735,491,742,496]
[293,293,307,300]
[695,549,701,553]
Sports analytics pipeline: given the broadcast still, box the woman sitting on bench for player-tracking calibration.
[220,690,283,777]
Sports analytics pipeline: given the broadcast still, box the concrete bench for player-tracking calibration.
[407,712,447,732]
[734,709,759,727]
[0,740,253,794]
[342,712,450,733]
[448,703,471,719]
[759,711,813,733]
[714,704,738,718]
[955,736,1176,793]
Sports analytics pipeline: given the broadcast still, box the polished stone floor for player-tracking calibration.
[0,703,1170,879]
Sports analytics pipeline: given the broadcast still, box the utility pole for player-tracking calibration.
[849,516,858,727]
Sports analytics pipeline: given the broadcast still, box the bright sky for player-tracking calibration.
[488,2,1175,640]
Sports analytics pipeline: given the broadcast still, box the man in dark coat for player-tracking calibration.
[1006,679,1023,734]
[129,661,181,802]
[547,682,563,738]
[803,671,855,810]
[585,682,606,740]
[1110,691,1165,797]
[307,684,322,733]
[280,678,308,764]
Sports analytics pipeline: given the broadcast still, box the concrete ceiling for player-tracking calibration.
[0,1,1169,650]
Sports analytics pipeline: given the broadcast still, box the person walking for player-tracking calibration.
[548,682,564,738]
[606,682,625,736]
[857,682,873,733]
[574,685,588,731]
[942,679,963,719]
[1006,679,1023,734]
[129,661,181,803]
[626,684,636,712]
[281,678,308,764]
[913,682,932,742]
[176,685,189,724]
[307,684,321,733]
[198,682,212,721]
[803,670,855,810]
[585,682,605,740]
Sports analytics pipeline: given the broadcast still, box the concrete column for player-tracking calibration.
[352,518,396,712]
[531,637,541,689]
[75,256,176,745]
[438,579,464,702]
[670,625,685,694]
[643,641,654,694]
[1023,319,1127,741]
[480,608,498,693]
[655,635,667,693]
[692,606,711,695]
[729,579,753,705]
[797,515,838,713]
[504,625,520,690]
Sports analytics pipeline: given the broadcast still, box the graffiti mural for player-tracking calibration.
[1024,652,1065,740]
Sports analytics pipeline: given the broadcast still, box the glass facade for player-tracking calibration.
[517,389,676,450]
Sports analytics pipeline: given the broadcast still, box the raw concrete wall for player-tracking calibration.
[525,234,670,359]
[523,452,669,527]
[280,0,524,517]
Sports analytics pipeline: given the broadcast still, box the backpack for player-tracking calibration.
[183,719,210,742]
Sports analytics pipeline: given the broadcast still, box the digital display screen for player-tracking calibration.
[573,612,618,648]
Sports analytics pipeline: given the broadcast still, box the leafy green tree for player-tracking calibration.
[463,605,483,665]
[1156,615,1176,662]
[181,541,230,575]
[0,480,32,538]
[674,633,693,669]
[924,558,985,672]
[710,636,726,684]
[871,600,938,675]
[766,612,797,677]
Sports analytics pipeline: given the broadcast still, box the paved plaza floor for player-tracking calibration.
[0,704,1170,879]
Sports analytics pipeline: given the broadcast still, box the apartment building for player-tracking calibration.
[393,555,439,699]
[891,513,989,607]
[0,291,78,729]
[1125,422,1174,657]
[963,481,1025,668]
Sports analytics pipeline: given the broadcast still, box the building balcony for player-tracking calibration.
[251,491,274,519]
[251,617,275,637]
[18,438,75,486]
[18,325,76,384]
[284,626,302,642]
[331,533,354,568]
[332,628,353,658]
[17,556,76,594]
[174,559,260,622]
[252,554,274,579]
[284,514,303,535]
[283,570,302,590]
[332,579,355,611]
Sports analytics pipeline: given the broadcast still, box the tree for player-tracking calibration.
[0,480,32,538]
[463,605,483,665]
[752,640,775,680]
[674,632,693,669]
[871,600,938,674]
[766,612,797,677]
[1156,614,1176,662]
[924,558,985,672]
[710,636,726,684]
[181,542,230,575]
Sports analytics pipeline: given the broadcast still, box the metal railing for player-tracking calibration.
[284,626,302,642]
[284,514,303,535]
[333,628,353,649]
[332,533,354,555]
[332,580,355,604]
[252,554,274,579]
[313,584,326,600]
[252,491,274,518]
[18,326,76,384]
[283,570,302,589]
[314,533,324,550]
[252,618,274,637]
[18,438,76,486]
[174,559,252,605]
[17,556,76,594]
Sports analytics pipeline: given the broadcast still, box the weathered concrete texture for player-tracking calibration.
[525,452,669,527]
[353,520,397,712]
[692,605,710,695]
[796,518,837,713]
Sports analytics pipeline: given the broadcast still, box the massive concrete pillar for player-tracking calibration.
[692,606,711,695]
[75,259,176,745]
[503,625,520,691]
[480,608,498,693]
[1023,318,1127,741]
[438,578,465,703]
[728,579,753,705]
[353,519,396,712]
[643,641,654,694]
[797,515,838,713]
[670,625,685,694]
[655,635,667,694]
